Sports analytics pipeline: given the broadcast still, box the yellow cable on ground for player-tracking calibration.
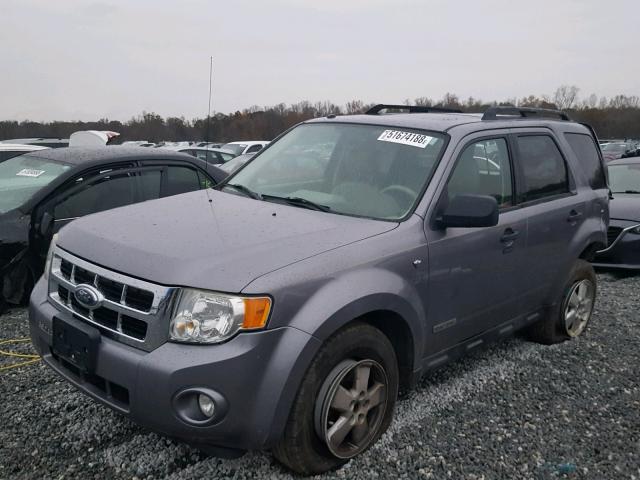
[0,338,41,372]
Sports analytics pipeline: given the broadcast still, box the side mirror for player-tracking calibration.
[40,211,54,236]
[439,194,499,228]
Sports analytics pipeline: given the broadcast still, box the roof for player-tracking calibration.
[305,112,590,135]
[24,146,194,165]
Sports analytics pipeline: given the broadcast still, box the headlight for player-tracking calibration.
[43,234,58,281]
[169,289,271,344]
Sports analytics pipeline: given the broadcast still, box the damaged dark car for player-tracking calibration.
[0,147,224,311]
[593,156,640,269]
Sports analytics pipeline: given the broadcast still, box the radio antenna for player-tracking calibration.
[206,56,213,144]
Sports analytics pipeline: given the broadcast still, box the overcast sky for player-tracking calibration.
[1,0,638,122]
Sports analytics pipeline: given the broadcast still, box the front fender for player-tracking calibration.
[254,267,427,445]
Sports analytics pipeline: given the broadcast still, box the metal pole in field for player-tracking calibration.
[206,56,213,144]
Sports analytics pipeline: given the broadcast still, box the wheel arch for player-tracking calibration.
[578,240,606,262]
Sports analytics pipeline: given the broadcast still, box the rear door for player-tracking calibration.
[426,132,529,350]
[512,130,585,307]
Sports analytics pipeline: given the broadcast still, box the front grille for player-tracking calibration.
[48,248,178,351]
[124,286,154,311]
[607,226,623,245]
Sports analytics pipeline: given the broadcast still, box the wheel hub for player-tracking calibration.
[314,359,388,459]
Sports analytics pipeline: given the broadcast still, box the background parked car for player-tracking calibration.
[0,143,49,163]
[220,141,269,156]
[0,138,69,148]
[0,147,225,311]
[601,142,636,161]
[218,153,255,175]
[161,146,236,165]
[594,156,640,269]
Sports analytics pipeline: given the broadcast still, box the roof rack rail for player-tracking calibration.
[365,104,463,115]
[482,106,571,121]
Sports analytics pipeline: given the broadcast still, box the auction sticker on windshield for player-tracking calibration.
[377,130,433,148]
[16,169,45,178]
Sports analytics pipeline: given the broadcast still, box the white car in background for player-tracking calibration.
[0,143,49,163]
[221,140,269,156]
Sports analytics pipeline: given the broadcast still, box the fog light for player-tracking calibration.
[198,394,215,418]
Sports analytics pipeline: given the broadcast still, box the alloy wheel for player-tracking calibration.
[315,359,388,459]
[563,279,595,337]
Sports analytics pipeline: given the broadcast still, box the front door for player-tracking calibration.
[425,134,529,353]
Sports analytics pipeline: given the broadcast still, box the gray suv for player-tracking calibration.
[29,105,609,475]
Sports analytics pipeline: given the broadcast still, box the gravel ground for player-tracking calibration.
[1,273,639,480]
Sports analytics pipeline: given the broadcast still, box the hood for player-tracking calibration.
[610,193,640,222]
[57,190,398,292]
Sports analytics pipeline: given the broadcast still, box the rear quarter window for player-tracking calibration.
[564,133,607,189]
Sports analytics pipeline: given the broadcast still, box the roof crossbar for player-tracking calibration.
[482,106,571,121]
[365,104,463,115]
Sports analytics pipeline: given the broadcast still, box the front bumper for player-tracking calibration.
[29,278,320,450]
[593,221,640,269]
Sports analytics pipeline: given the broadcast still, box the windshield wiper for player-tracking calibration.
[222,183,262,199]
[262,195,331,212]
[613,190,640,194]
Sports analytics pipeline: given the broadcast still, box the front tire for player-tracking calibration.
[273,322,399,475]
[528,259,597,344]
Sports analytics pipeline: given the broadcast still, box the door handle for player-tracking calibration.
[567,210,583,223]
[500,229,520,243]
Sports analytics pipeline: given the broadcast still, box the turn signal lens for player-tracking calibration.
[242,297,271,329]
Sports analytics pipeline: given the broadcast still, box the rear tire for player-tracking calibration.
[528,259,596,344]
[273,322,399,475]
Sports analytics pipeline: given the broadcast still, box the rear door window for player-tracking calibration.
[138,170,162,201]
[516,135,569,202]
[564,133,607,189]
[164,166,201,196]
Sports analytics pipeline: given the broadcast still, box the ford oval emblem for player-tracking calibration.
[73,284,103,310]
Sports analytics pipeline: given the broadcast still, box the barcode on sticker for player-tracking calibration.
[377,130,433,148]
[16,169,45,177]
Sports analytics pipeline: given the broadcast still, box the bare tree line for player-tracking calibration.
[1,86,639,143]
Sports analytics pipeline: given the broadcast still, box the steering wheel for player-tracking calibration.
[380,185,418,210]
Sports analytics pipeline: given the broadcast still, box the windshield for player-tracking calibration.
[221,143,246,155]
[0,155,71,213]
[224,123,446,220]
[608,163,640,193]
[602,143,628,153]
